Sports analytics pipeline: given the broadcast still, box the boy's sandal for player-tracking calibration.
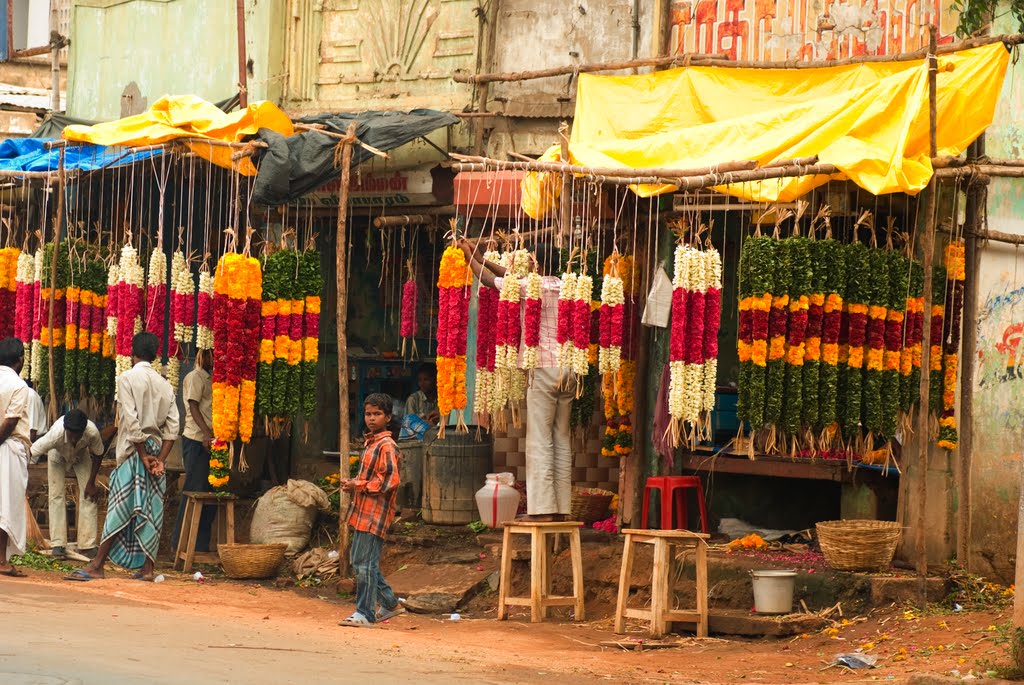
[377,605,406,621]
[338,613,373,628]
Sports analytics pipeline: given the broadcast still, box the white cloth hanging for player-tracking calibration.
[642,264,673,328]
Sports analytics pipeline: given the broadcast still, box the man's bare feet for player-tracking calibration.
[517,514,559,522]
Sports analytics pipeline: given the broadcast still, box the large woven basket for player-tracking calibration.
[816,520,902,572]
[218,543,289,579]
[570,487,614,524]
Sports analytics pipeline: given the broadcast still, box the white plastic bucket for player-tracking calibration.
[751,570,797,614]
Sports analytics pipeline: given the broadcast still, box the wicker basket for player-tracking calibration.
[570,487,614,524]
[218,543,289,579]
[816,520,902,572]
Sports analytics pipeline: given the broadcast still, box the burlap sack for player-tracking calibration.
[249,479,330,554]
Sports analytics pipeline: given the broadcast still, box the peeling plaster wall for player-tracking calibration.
[967,11,1024,582]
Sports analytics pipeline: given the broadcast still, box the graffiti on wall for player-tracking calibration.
[668,0,959,61]
[977,282,1024,425]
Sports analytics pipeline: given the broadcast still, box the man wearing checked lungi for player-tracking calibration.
[67,331,179,582]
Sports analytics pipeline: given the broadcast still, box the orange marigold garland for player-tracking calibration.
[0,247,19,339]
[938,240,965,451]
[212,252,262,444]
[436,240,472,436]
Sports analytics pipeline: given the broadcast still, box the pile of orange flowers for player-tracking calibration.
[726,533,768,551]
[212,253,262,444]
[436,242,472,436]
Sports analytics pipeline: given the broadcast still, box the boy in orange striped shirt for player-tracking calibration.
[338,393,403,627]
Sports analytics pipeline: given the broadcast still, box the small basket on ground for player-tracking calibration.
[816,519,902,572]
[570,487,614,524]
[218,543,289,579]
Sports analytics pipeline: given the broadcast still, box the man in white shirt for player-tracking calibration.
[170,350,215,553]
[0,337,31,577]
[68,332,179,582]
[25,382,47,464]
[32,409,106,560]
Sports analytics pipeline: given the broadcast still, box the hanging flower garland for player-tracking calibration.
[862,247,889,437]
[167,251,192,392]
[803,240,827,432]
[523,271,543,370]
[115,244,145,381]
[64,257,82,393]
[841,242,870,437]
[0,247,19,339]
[212,251,262,444]
[572,273,593,380]
[737,237,775,434]
[556,270,578,374]
[667,243,691,442]
[436,240,472,436]
[85,258,111,399]
[899,260,925,420]
[299,248,321,419]
[209,438,230,491]
[683,247,708,432]
[702,247,722,419]
[102,260,120,391]
[817,238,846,438]
[15,251,34,377]
[29,248,43,384]
[783,237,811,437]
[882,249,908,440]
[928,264,948,417]
[938,240,966,451]
[196,269,215,351]
[400,261,418,359]
[473,250,500,422]
[601,254,636,458]
[597,266,624,375]
[764,239,791,437]
[35,242,69,400]
[145,248,167,379]
[258,249,295,418]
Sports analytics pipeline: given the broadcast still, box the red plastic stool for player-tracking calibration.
[640,476,709,533]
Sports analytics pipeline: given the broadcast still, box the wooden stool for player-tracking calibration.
[174,492,237,573]
[614,529,710,638]
[497,521,585,623]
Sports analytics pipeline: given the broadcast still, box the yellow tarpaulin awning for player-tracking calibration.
[522,42,1009,216]
[63,94,294,175]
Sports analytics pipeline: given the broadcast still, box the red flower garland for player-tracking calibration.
[400,274,417,357]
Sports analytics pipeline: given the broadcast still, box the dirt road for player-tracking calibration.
[0,571,1011,684]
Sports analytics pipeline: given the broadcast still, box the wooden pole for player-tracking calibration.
[453,51,728,84]
[958,142,983,568]
[913,24,939,596]
[46,147,66,422]
[558,123,572,247]
[236,0,249,108]
[472,0,500,155]
[336,121,358,576]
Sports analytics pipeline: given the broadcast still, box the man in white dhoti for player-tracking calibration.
[0,337,30,577]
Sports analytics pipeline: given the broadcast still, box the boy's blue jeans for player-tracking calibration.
[351,530,398,622]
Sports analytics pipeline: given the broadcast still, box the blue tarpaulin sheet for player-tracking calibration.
[0,138,161,173]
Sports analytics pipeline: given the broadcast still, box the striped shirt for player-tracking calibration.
[493,275,562,368]
[347,430,401,539]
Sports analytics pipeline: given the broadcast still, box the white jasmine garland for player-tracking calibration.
[573,274,593,378]
[557,271,577,372]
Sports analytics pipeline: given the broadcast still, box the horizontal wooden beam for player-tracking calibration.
[453,34,1024,85]
[453,52,729,84]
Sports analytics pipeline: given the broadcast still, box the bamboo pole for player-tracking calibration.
[449,152,759,179]
[293,123,390,158]
[452,52,725,83]
[970,227,1024,245]
[958,145,983,568]
[914,24,939,596]
[372,214,437,228]
[558,124,572,246]
[336,121,358,577]
[46,147,67,421]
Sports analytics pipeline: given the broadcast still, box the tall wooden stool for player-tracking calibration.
[614,529,710,638]
[174,492,237,573]
[497,521,585,623]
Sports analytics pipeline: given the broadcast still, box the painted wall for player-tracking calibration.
[966,10,1024,582]
[68,0,285,121]
[667,0,960,61]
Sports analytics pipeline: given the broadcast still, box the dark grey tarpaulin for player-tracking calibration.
[250,109,458,206]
